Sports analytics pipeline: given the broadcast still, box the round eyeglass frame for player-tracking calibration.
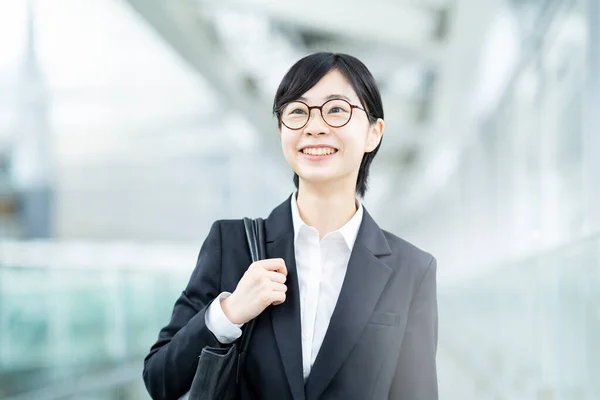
[278,98,371,130]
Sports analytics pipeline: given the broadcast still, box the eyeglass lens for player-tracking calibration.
[281,99,353,129]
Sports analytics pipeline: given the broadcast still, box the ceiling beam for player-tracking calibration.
[205,0,442,64]
[123,0,299,202]
[124,0,295,201]
[125,0,281,154]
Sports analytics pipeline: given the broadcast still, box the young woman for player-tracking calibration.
[143,52,438,400]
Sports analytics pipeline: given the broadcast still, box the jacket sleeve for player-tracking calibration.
[143,221,226,400]
[389,256,439,400]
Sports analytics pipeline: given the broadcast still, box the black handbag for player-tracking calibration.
[187,217,265,400]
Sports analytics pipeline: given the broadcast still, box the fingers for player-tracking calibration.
[271,282,287,292]
[266,271,286,284]
[267,283,287,307]
[270,291,286,305]
[253,258,288,276]
[237,259,289,314]
[247,270,286,286]
[259,288,286,305]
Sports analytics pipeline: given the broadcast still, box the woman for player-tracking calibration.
[143,52,438,400]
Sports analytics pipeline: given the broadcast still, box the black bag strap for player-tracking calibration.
[243,217,266,263]
[236,217,265,383]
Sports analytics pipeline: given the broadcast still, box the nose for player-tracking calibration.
[303,108,330,135]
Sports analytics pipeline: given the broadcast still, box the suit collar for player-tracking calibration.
[304,206,393,399]
[264,197,305,399]
[266,194,390,256]
[290,192,364,250]
[264,195,394,400]
[265,195,294,243]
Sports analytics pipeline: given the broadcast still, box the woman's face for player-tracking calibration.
[279,69,384,192]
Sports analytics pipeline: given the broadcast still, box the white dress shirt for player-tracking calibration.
[205,193,363,380]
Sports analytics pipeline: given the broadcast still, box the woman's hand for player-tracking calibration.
[221,258,288,325]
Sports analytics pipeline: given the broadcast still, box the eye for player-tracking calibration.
[324,99,351,115]
[289,108,307,115]
[283,102,308,116]
[326,105,351,114]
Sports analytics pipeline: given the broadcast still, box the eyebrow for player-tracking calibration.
[297,94,354,103]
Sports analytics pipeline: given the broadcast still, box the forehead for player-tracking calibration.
[298,69,360,103]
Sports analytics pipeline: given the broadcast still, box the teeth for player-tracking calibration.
[303,148,336,156]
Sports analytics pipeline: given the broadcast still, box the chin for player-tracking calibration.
[296,170,344,187]
[296,171,334,183]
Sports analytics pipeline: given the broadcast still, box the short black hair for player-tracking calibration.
[273,52,384,198]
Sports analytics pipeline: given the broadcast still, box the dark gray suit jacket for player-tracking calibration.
[143,196,438,400]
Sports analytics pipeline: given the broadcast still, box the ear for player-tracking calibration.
[365,118,384,153]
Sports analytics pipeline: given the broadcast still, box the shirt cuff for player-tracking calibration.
[205,292,244,344]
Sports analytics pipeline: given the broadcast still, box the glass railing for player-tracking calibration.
[0,241,194,399]
[438,234,600,399]
[1,236,598,399]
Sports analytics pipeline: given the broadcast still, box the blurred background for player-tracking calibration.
[0,0,598,398]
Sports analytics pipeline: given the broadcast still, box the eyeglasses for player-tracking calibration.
[278,98,371,130]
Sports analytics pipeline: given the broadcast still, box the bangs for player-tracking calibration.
[273,53,383,123]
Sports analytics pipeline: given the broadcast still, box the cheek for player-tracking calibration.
[339,130,368,159]
[280,133,298,158]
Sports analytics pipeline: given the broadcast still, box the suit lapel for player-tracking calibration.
[265,198,306,400]
[304,209,393,400]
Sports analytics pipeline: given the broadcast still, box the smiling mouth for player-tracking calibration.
[300,148,338,156]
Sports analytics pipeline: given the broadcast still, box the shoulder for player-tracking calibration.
[207,219,247,241]
[381,229,436,275]
[212,218,245,230]
[204,219,254,268]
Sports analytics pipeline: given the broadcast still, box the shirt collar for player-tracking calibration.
[290,192,363,250]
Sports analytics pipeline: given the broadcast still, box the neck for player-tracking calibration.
[296,181,358,240]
